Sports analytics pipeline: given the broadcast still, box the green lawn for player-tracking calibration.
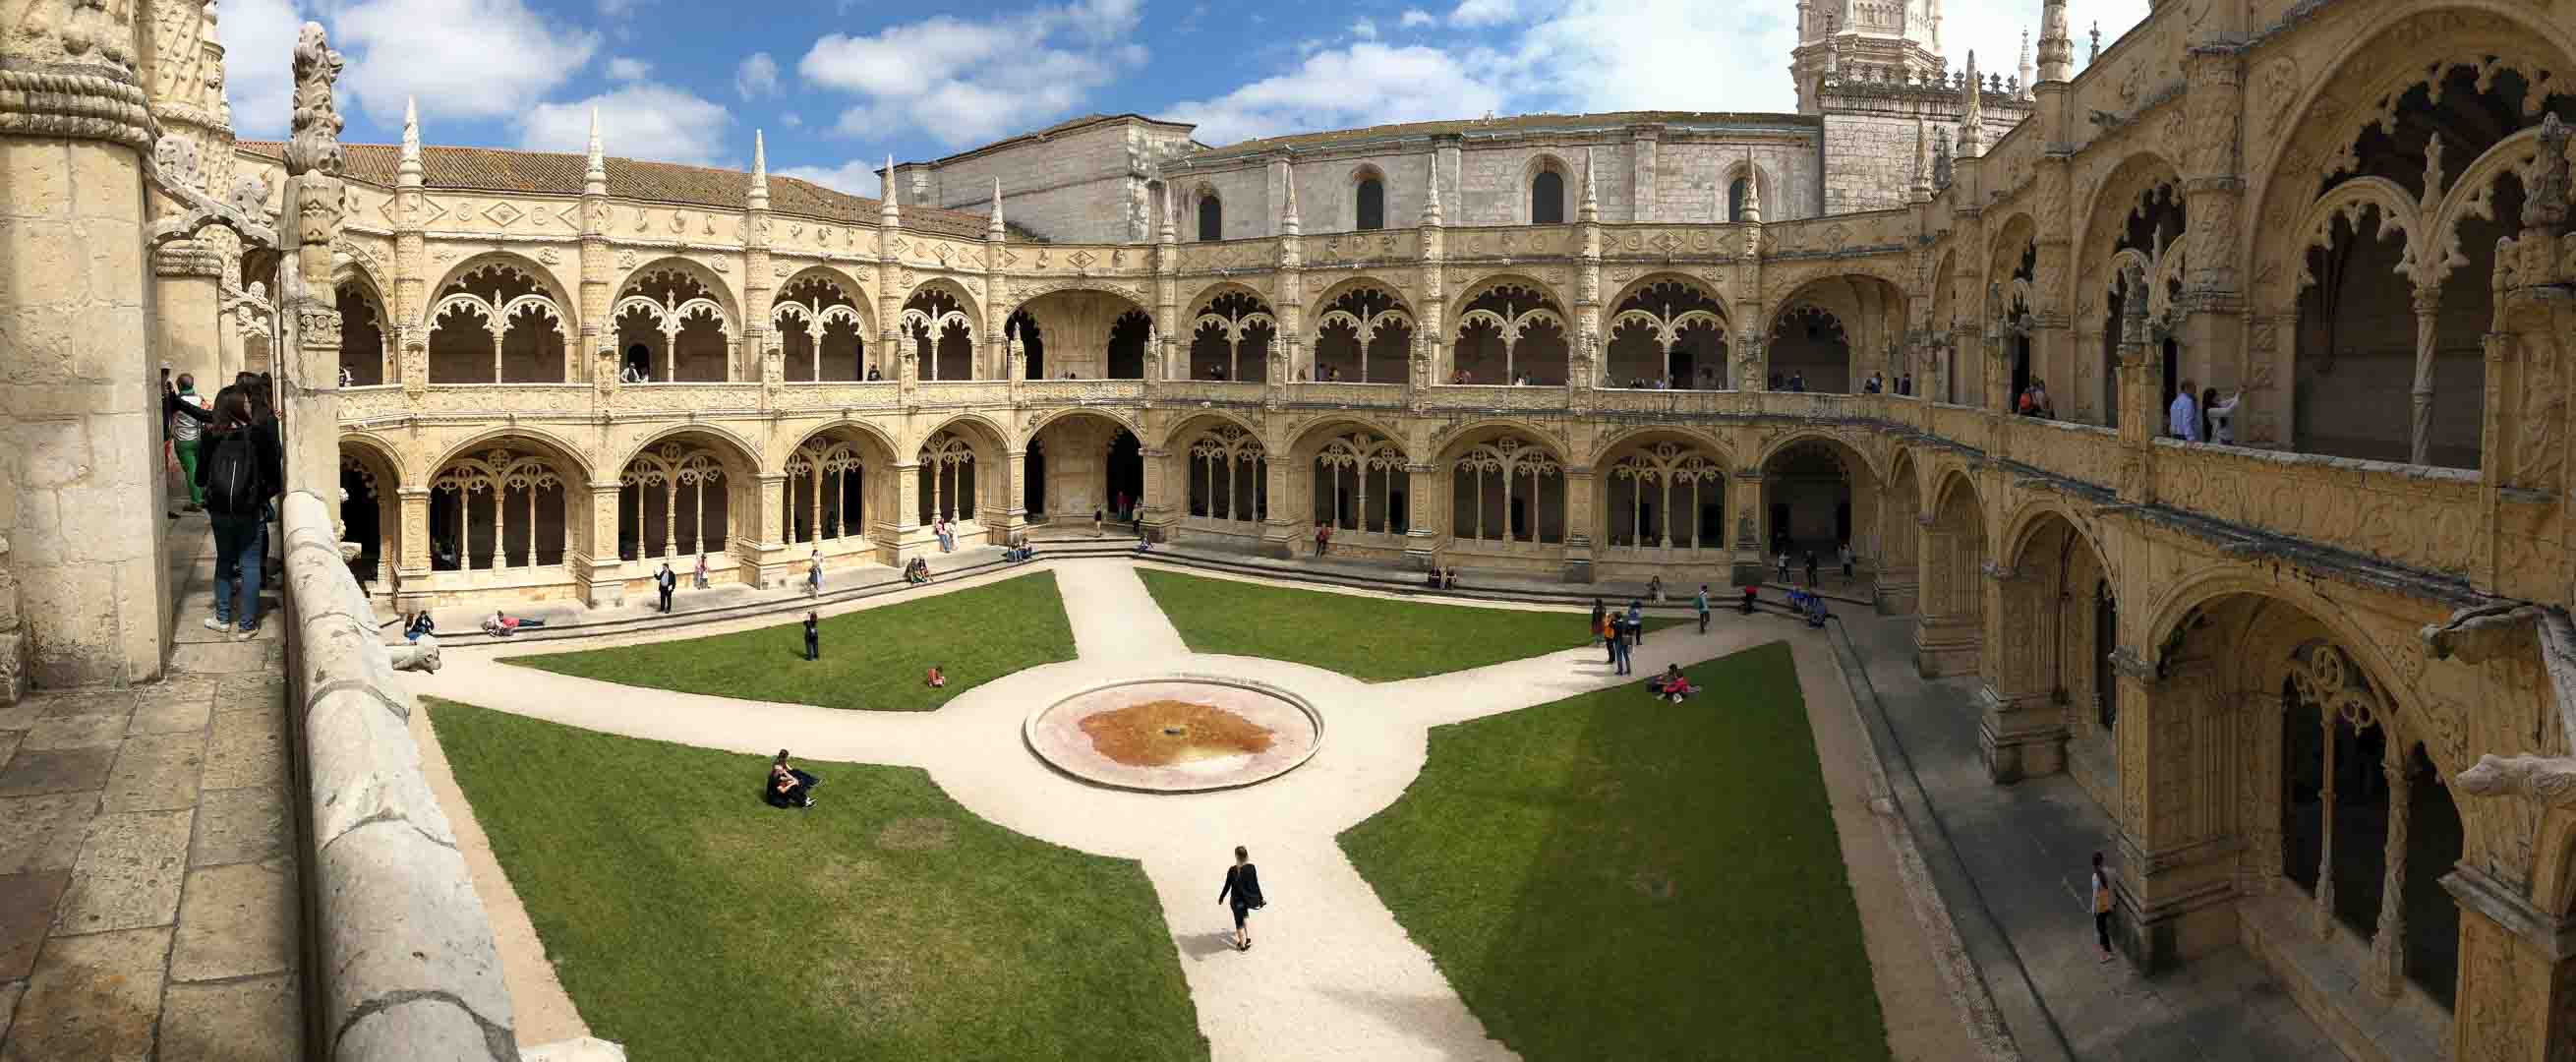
[1136,568,1679,681]
[506,571,1077,711]
[1338,641,1890,1061]
[429,699,1206,1062]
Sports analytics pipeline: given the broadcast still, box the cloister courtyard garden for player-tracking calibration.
[398,560,1952,1061]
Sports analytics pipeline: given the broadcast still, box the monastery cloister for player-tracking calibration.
[5,0,2576,1057]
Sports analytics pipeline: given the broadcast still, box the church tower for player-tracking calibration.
[1789,0,1947,114]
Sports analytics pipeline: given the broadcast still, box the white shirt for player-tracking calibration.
[169,392,207,442]
[2168,392,2200,442]
[2208,393,2240,444]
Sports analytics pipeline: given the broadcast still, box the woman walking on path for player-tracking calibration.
[2091,852,2116,961]
[693,553,709,590]
[1218,846,1266,952]
[802,611,819,662]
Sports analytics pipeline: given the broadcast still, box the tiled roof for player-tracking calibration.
[235,142,1002,239]
[1184,110,1817,160]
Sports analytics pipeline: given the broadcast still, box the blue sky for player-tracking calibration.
[220,0,2145,198]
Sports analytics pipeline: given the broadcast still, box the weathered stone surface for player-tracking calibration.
[190,784,287,866]
[0,925,169,1062]
[304,684,451,852]
[20,712,130,751]
[158,974,304,1062]
[52,809,191,933]
[0,979,20,1045]
[0,695,41,731]
[522,1036,629,1062]
[33,690,136,719]
[0,747,114,798]
[335,996,509,1061]
[316,823,514,1052]
[168,637,271,676]
[171,859,294,981]
[125,683,212,735]
[0,869,71,977]
[99,732,205,813]
[212,673,287,717]
[201,706,286,791]
[0,794,100,873]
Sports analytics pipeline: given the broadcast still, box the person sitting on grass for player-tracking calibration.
[1650,664,1699,703]
[481,611,545,636]
[765,750,817,809]
[924,665,947,688]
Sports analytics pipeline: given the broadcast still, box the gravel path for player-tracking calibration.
[398,559,1972,1060]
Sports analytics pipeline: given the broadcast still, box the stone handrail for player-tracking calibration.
[2148,438,2480,577]
[1019,379,1146,404]
[1283,382,1402,408]
[278,491,517,1059]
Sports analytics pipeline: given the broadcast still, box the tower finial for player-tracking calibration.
[399,96,422,187]
[1422,154,1443,224]
[2019,29,2035,98]
[988,176,1006,239]
[1959,50,1985,157]
[2037,0,2076,84]
[748,130,769,210]
[1578,148,1599,222]
[1910,118,1931,201]
[2088,22,2101,65]
[584,105,606,195]
[1280,163,1300,235]
[881,153,900,226]
[1740,148,1762,224]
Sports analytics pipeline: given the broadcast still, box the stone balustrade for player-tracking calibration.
[277,491,515,1059]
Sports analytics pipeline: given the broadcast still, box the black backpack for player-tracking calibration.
[204,433,265,515]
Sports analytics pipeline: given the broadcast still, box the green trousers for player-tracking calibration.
[174,439,203,505]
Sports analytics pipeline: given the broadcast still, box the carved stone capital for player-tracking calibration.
[2107,646,2155,680]
[152,241,226,278]
[0,69,154,152]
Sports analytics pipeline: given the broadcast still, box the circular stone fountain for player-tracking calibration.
[1025,678,1323,793]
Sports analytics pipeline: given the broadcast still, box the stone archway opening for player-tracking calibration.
[1913,474,1983,678]
[903,287,977,382]
[1016,290,1154,381]
[1760,439,1873,578]
[1606,279,1727,389]
[616,267,733,383]
[786,426,896,558]
[1442,432,1564,565]
[428,441,577,576]
[337,281,388,385]
[616,434,746,570]
[774,273,870,383]
[1313,286,1412,384]
[339,446,398,597]
[429,262,569,384]
[1450,283,1566,385]
[1305,429,1410,547]
[1028,413,1142,523]
[1169,420,1268,544]
[1190,290,1274,383]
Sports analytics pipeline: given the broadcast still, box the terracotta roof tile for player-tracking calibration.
[236,141,1001,238]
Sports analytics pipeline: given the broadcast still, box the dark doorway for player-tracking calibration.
[1769,502,1789,550]
[1011,311,1045,380]
[2011,334,2032,410]
[1532,170,1564,224]
[1107,311,1149,380]
[1356,177,1384,230]
[1834,502,1851,545]
[1198,196,1222,242]
[1107,431,1143,519]
[624,343,651,381]
[2093,585,2118,729]
[1025,440,1046,516]
[2160,338,2180,421]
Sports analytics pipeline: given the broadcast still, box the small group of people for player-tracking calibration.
[904,557,933,584]
[166,367,284,637]
[2167,379,2242,444]
[1421,565,1461,589]
[923,665,947,688]
[1647,662,1699,703]
[1785,587,1830,627]
[2017,379,2059,419]
[1591,597,1647,676]
[1766,371,1810,392]
[1003,532,1035,563]
[766,750,818,808]
[931,517,958,553]
[1312,523,1332,557]
[401,612,438,641]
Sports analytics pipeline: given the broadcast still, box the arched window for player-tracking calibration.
[1355,176,1384,230]
[1728,177,1752,221]
[1198,194,1223,242]
[1531,169,1565,224]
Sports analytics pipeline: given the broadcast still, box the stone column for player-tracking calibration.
[1559,466,1595,583]
[2106,651,2248,971]
[154,242,226,388]
[1137,446,1172,543]
[2478,114,2571,601]
[1977,562,2068,781]
[742,473,792,587]
[1259,455,1296,559]
[989,448,1028,545]
[1874,485,1920,615]
[1401,463,1440,569]
[2177,49,2248,440]
[0,19,170,685]
[574,482,625,607]
[2370,742,2412,998]
[393,487,432,613]
[1729,469,1767,586]
[887,460,922,563]
[2441,864,2576,1061]
[2407,283,2439,465]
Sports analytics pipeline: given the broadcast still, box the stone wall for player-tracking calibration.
[907,120,1191,244]
[277,491,517,1059]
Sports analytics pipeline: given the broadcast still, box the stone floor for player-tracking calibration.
[0,511,303,1061]
[1840,609,2348,1061]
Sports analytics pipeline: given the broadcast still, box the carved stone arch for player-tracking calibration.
[610,422,765,480]
[1985,211,2039,302]
[1185,279,1274,321]
[1000,279,1153,324]
[1519,151,1576,224]
[331,258,392,319]
[776,418,903,474]
[1022,404,1144,449]
[1607,271,1733,321]
[775,265,874,325]
[1432,420,1569,465]
[615,255,742,329]
[423,426,595,487]
[1592,423,1741,473]
[1158,410,1266,453]
[1755,429,1885,486]
[1449,271,1569,321]
[1309,275,1412,318]
[903,274,984,323]
[2074,149,2187,284]
[911,411,1014,460]
[1284,414,1417,464]
[2290,176,2428,294]
[1999,498,2120,591]
[422,251,577,334]
[2425,124,2555,288]
[1926,463,1983,519]
[1715,156,1780,222]
[337,432,406,491]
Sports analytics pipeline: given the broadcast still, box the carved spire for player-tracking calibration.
[2019,30,2035,98]
[2037,0,2076,84]
[1910,118,1931,201]
[583,106,606,196]
[397,96,421,188]
[1422,155,1443,225]
[2527,113,2570,232]
[1159,183,1177,243]
[748,130,768,210]
[1279,163,1300,235]
[988,176,1006,239]
[1740,148,1762,224]
[1579,148,1600,222]
[284,23,346,178]
[2088,22,2101,65]
[880,152,900,227]
[1959,50,1985,157]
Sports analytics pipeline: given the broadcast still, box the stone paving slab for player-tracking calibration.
[0,511,304,1061]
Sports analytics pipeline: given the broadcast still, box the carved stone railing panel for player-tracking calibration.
[1446,225,1570,260]
[1284,383,1402,409]
[1419,384,1571,412]
[1021,380,1147,405]
[1929,403,1991,453]
[910,380,1013,407]
[1599,223,1743,260]
[1174,237,1282,274]
[2149,440,2480,576]
[1304,230,1418,266]
[1002,244,1152,276]
[1152,381,1269,405]
[1997,417,2124,489]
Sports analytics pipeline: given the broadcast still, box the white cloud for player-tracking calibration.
[523,84,732,166]
[1939,0,2152,88]
[1447,0,1517,27]
[1351,17,1376,39]
[597,0,643,15]
[216,0,307,137]
[606,55,652,81]
[1399,9,1435,28]
[1510,0,1801,112]
[734,51,780,99]
[1164,42,1508,147]
[799,0,1145,148]
[327,0,601,126]
[776,159,882,199]
[781,112,803,128]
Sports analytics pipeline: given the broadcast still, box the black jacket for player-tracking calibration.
[195,423,283,516]
[1219,863,1265,909]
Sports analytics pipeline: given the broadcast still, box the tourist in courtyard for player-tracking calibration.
[1898,372,1914,396]
[1093,507,1104,536]
[865,364,882,381]
[693,553,709,590]
[1788,371,1806,392]
[165,371,211,514]
[1652,663,1698,703]
[403,611,436,642]
[655,561,676,613]
[767,750,817,809]
[1218,846,1266,952]
[198,388,279,637]
[2208,387,2241,445]
[1740,584,1759,615]
[1592,598,1612,662]
[1695,585,1711,633]
[1863,372,1883,394]
[1840,541,1855,578]
[1624,599,1644,647]
[905,557,931,584]
[1443,566,1460,589]
[1135,527,1151,552]
[924,665,947,688]
[1610,615,1635,675]
[1648,574,1665,603]
[481,611,545,636]
[2091,852,2115,961]
[1777,550,1792,582]
[1115,490,1130,521]
[802,612,819,662]
[2032,379,2057,419]
[1805,552,1820,587]
[2169,378,2201,442]
[1315,522,1332,556]
[807,550,824,597]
